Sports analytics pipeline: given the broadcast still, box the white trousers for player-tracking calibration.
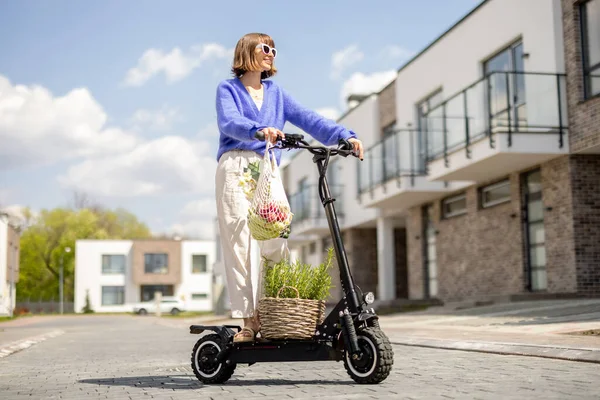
[215,150,290,319]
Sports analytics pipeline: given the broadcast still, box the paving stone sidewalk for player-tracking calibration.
[163,299,600,364]
[1,315,599,399]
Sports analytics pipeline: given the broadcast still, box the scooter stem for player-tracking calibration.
[316,158,362,314]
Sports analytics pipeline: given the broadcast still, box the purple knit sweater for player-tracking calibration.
[215,78,357,163]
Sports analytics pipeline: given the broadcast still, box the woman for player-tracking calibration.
[215,32,364,343]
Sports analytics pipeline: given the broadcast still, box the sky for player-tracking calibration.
[0,0,481,239]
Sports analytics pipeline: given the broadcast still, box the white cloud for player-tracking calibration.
[165,198,217,240]
[0,188,13,206]
[58,136,217,197]
[168,219,215,240]
[123,43,231,86]
[330,45,364,80]
[197,121,219,139]
[129,105,181,132]
[340,70,397,109]
[315,107,340,121]
[0,75,139,171]
[181,199,217,219]
[381,45,414,61]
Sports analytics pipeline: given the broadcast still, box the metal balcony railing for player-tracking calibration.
[289,184,344,224]
[424,71,568,163]
[357,128,426,195]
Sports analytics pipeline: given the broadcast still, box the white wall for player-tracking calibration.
[395,0,566,163]
[74,240,134,313]
[285,95,380,231]
[179,240,215,311]
[337,95,380,229]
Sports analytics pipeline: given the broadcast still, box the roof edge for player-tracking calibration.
[396,0,490,75]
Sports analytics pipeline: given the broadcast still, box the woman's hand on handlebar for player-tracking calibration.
[348,138,364,160]
[259,127,285,144]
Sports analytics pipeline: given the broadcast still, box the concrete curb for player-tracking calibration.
[391,337,600,364]
[0,330,65,359]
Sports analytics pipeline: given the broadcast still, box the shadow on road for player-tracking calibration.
[79,375,351,389]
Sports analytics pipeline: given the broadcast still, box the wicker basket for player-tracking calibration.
[258,286,326,340]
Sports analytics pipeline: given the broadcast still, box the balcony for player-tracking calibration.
[357,129,469,211]
[288,184,344,240]
[425,71,569,182]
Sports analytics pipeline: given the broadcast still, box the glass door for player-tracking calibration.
[422,205,438,298]
[522,170,547,291]
[484,42,526,131]
[418,90,444,168]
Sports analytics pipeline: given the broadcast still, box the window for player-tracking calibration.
[382,121,396,138]
[322,236,333,251]
[581,0,600,98]
[326,161,342,215]
[102,255,125,274]
[294,177,310,221]
[418,90,444,162]
[192,254,207,273]
[101,286,124,305]
[309,242,316,254]
[192,293,208,300]
[442,194,467,218]
[484,41,526,130]
[144,253,168,274]
[141,285,174,302]
[481,180,511,208]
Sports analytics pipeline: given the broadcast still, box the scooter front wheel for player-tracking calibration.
[191,334,235,384]
[343,327,394,384]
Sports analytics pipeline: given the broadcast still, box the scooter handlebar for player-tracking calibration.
[254,130,358,158]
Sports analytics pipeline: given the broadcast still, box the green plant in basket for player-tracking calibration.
[263,247,335,301]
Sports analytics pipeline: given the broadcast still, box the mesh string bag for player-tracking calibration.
[248,143,293,241]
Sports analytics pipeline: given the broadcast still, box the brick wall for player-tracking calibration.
[322,228,378,302]
[345,228,378,295]
[407,207,424,299]
[435,174,524,302]
[562,0,600,153]
[405,157,579,302]
[331,227,408,301]
[541,156,577,293]
[569,155,600,295]
[378,80,396,132]
[561,0,600,295]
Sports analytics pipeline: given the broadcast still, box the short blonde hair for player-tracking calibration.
[231,33,277,79]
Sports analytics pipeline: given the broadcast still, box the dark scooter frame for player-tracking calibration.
[189,133,394,384]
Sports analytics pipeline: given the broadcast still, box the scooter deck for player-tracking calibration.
[229,338,342,363]
[190,324,343,364]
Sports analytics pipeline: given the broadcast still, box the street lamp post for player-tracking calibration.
[60,247,71,314]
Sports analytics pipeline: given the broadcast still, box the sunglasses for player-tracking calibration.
[256,43,277,58]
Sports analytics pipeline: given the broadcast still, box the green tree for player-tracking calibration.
[16,204,151,302]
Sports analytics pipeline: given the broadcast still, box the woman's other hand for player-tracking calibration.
[348,138,364,160]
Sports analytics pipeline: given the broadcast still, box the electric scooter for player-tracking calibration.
[189,132,394,384]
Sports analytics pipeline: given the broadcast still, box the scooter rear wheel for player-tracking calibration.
[191,334,235,384]
[343,327,394,384]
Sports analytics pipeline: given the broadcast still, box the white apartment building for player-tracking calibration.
[0,214,19,316]
[282,0,600,304]
[74,239,215,313]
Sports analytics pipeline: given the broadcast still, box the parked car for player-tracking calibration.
[132,296,185,315]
